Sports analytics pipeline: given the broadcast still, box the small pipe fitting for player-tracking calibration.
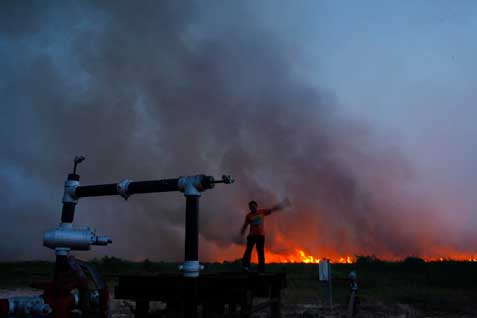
[62,180,80,204]
[180,260,202,278]
[117,179,130,200]
[178,175,215,197]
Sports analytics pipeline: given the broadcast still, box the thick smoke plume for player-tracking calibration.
[0,1,474,261]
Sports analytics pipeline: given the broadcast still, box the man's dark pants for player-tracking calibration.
[242,235,265,272]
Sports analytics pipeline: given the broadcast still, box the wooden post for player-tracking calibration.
[240,290,252,318]
[319,260,333,310]
[135,301,149,318]
[328,263,333,310]
[271,286,282,318]
[347,271,359,318]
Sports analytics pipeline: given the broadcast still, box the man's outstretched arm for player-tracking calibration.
[265,197,291,215]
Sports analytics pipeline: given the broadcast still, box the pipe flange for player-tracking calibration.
[178,176,203,197]
[117,179,131,200]
[180,260,201,278]
[55,247,71,256]
[62,180,80,204]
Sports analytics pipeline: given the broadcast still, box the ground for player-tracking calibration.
[1,259,476,317]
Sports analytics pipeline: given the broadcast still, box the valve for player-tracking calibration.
[43,226,112,253]
[4,296,52,317]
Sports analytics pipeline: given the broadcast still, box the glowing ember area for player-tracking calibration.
[244,248,477,264]
[250,248,354,264]
[210,228,477,264]
[424,257,477,262]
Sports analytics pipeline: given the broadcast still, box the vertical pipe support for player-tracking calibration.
[56,173,80,276]
[183,195,200,318]
[183,196,200,276]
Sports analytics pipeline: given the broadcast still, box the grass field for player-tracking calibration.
[1,257,476,316]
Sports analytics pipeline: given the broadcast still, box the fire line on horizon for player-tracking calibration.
[244,249,477,264]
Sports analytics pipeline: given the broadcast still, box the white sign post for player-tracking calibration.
[319,260,333,309]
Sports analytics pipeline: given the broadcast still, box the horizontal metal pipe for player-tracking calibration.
[128,179,179,194]
[75,184,118,197]
[75,178,179,198]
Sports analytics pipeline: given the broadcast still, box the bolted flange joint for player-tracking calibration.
[62,180,79,204]
[117,179,131,200]
[179,261,203,278]
[178,175,215,197]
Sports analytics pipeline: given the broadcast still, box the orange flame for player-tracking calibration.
[250,248,354,264]
[423,256,477,262]
[252,250,477,264]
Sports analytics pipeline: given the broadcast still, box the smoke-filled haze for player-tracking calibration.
[1,1,476,261]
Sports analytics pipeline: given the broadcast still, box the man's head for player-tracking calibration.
[248,200,258,212]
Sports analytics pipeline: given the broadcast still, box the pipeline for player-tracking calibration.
[7,156,234,318]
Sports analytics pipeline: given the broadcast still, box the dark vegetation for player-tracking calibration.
[0,256,476,313]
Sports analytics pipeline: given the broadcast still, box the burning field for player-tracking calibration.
[1,1,477,317]
[1,1,477,265]
[245,249,477,265]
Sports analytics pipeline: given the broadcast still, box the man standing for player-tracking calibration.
[240,199,290,272]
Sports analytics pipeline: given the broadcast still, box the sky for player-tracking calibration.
[289,1,477,217]
[0,1,476,262]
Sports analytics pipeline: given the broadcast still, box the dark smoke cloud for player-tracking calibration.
[0,1,472,262]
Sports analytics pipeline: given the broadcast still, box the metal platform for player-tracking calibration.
[115,272,287,318]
